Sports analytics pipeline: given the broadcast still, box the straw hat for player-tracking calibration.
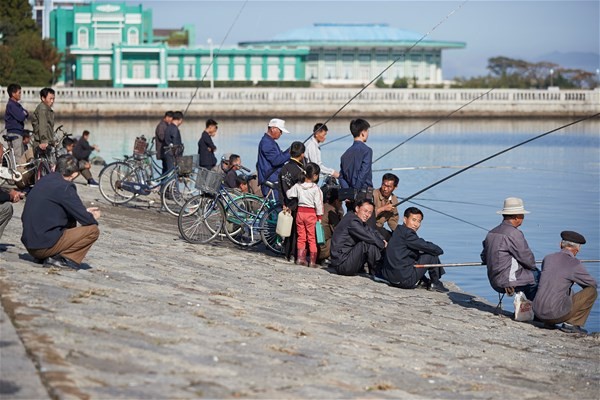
[497,197,530,215]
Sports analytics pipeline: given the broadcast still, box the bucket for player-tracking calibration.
[275,209,293,238]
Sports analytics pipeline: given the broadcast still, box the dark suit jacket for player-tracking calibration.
[21,172,97,249]
[197,130,217,169]
[330,212,385,265]
[381,224,443,284]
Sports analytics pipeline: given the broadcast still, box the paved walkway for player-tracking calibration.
[1,176,598,399]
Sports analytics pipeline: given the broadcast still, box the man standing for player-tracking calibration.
[31,87,56,153]
[154,111,173,174]
[481,197,539,300]
[198,118,218,169]
[257,118,291,198]
[339,118,373,192]
[533,231,597,334]
[373,173,400,241]
[164,111,184,172]
[304,123,339,179]
[376,207,448,292]
[4,83,28,159]
[330,198,386,276]
[72,130,100,187]
[21,155,100,269]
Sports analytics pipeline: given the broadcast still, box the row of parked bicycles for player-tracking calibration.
[96,136,285,255]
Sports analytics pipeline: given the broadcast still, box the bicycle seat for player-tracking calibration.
[264,180,277,189]
[2,133,21,142]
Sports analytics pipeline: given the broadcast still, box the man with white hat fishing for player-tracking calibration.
[481,197,539,300]
[257,118,291,198]
[533,231,597,334]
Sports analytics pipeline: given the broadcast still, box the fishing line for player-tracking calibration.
[401,197,495,208]
[372,88,494,164]
[416,260,600,268]
[393,112,600,208]
[303,0,469,143]
[183,0,249,116]
[405,199,489,231]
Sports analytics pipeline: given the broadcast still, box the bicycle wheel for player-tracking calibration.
[259,203,285,255]
[222,195,265,247]
[161,175,199,216]
[98,161,137,205]
[0,151,16,185]
[178,195,224,244]
[35,159,52,183]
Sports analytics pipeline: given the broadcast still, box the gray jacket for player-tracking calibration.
[481,221,536,291]
[533,248,597,320]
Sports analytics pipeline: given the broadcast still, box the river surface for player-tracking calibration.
[63,117,599,332]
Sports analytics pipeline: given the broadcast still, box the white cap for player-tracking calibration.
[268,118,290,134]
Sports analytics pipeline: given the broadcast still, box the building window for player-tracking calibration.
[99,64,111,80]
[149,63,158,79]
[251,64,262,81]
[325,65,335,79]
[127,28,139,45]
[308,66,317,80]
[359,54,371,63]
[132,64,145,79]
[185,64,195,79]
[218,64,229,80]
[78,28,89,48]
[343,66,353,80]
[267,65,279,80]
[81,63,94,80]
[168,64,179,79]
[283,65,295,81]
[96,29,122,49]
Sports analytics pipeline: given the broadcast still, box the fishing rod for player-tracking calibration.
[302,0,470,144]
[182,0,249,116]
[373,165,541,172]
[406,199,489,231]
[372,88,494,164]
[393,112,600,208]
[416,260,600,268]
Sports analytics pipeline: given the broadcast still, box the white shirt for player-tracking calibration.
[304,136,336,176]
[286,182,324,216]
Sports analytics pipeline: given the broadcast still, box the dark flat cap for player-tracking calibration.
[561,231,586,244]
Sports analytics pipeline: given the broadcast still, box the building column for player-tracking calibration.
[114,47,123,87]
[159,47,167,88]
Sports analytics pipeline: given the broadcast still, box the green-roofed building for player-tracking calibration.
[240,23,466,86]
[49,3,464,88]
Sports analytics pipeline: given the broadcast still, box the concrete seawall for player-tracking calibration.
[1,167,599,399]
[2,87,599,119]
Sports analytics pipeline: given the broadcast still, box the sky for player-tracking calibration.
[126,0,600,79]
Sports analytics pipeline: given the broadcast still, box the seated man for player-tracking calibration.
[318,187,344,265]
[533,231,597,335]
[373,173,400,240]
[376,207,448,292]
[21,155,100,269]
[224,154,242,189]
[1,187,23,243]
[72,130,100,187]
[330,198,386,276]
[481,197,539,300]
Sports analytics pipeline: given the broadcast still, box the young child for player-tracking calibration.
[286,162,324,268]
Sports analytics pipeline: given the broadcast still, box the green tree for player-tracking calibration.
[0,0,61,86]
[391,77,408,88]
[375,77,388,88]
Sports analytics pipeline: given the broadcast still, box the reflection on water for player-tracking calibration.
[66,117,600,332]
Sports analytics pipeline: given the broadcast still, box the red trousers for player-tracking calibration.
[296,207,317,254]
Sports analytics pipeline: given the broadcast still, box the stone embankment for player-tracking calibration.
[1,169,598,399]
[2,87,599,118]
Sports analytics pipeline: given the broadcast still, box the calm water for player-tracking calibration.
[65,117,600,332]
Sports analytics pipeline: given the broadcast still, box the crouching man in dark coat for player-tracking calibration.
[375,207,448,293]
[533,231,597,335]
[330,198,386,276]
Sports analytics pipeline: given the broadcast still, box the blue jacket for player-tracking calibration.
[21,172,98,250]
[197,130,217,169]
[339,140,373,189]
[256,133,290,186]
[4,99,28,135]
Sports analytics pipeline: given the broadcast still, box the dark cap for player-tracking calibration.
[561,231,586,245]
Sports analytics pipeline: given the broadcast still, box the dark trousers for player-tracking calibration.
[335,241,382,276]
[283,210,298,261]
[385,254,444,289]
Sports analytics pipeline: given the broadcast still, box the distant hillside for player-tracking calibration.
[535,51,599,72]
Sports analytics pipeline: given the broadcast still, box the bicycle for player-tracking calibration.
[1,129,45,188]
[98,145,199,216]
[33,124,74,180]
[177,166,284,255]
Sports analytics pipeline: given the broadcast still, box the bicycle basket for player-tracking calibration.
[176,154,198,175]
[195,167,223,194]
[133,136,148,156]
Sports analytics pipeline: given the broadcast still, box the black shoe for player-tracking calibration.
[43,255,79,270]
[87,179,99,188]
[430,281,449,293]
[559,323,588,335]
[416,277,431,290]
